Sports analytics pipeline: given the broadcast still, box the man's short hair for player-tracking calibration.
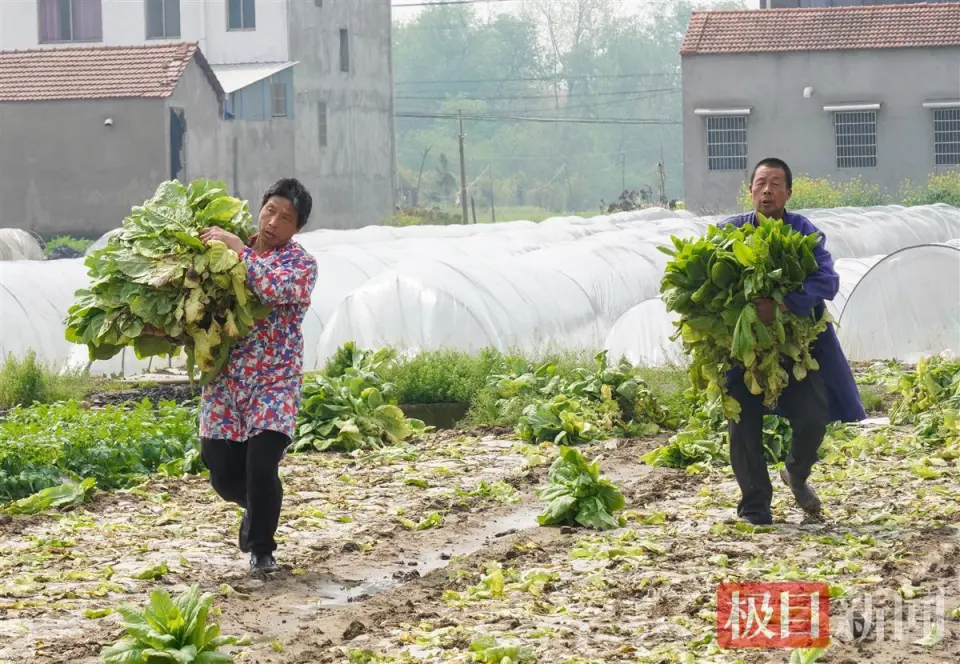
[262,178,313,229]
[750,158,793,190]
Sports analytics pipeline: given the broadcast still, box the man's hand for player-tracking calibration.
[199,227,245,255]
[753,298,788,324]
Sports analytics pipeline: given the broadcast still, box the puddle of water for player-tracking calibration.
[307,504,541,607]
[300,461,651,608]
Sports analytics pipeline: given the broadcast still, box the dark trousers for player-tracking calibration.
[200,430,290,555]
[728,368,830,519]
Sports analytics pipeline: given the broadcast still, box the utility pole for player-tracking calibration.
[621,153,626,192]
[489,165,496,223]
[657,144,667,207]
[415,145,432,208]
[458,110,469,224]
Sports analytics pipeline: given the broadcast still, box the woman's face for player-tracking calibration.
[257,196,299,249]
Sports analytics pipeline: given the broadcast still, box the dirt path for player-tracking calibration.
[1,426,958,663]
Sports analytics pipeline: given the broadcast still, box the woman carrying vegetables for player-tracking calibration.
[724,158,865,525]
[197,178,318,574]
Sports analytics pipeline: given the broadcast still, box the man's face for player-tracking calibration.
[257,195,299,249]
[750,165,791,218]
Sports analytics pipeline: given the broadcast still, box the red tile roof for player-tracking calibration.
[0,41,224,102]
[681,3,960,55]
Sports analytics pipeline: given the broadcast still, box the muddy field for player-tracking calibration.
[0,422,958,664]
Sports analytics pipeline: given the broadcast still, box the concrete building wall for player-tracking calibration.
[0,98,166,237]
[167,58,225,184]
[682,48,960,213]
[286,0,396,230]
[224,119,296,212]
[0,0,287,64]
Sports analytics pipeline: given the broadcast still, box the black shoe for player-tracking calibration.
[238,511,251,553]
[738,512,773,526]
[250,552,278,574]
[780,468,822,514]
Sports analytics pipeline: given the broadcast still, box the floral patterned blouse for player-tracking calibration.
[200,238,318,442]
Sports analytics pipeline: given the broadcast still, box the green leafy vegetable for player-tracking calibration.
[2,477,96,515]
[100,584,247,663]
[642,393,792,469]
[64,179,270,385]
[537,446,625,530]
[496,351,678,444]
[0,399,199,504]
[468,635,537,663]
[293,344,426,453]
[659,214,829,420]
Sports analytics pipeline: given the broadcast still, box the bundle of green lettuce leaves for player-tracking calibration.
[537,446,625,530]
[659,213,829,421]
[64,179,269,384]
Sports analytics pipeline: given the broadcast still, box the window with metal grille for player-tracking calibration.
[318,102,328,147]
[934,108,960,166]
[270,83,287,118]
[146,0,180,39]
[706,116,748,171]
[834,111,877,168]
[228,0,255,30]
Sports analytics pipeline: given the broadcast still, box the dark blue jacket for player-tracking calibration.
[723,211,867,423]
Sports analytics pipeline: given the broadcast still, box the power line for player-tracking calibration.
[398,144,663,162]
[395,87,678,101]
[396,89,680,115]
[396,111,680,125]
[393,0,519,6]
[395,72,677,85]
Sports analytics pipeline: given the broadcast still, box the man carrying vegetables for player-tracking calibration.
[196,178,318,574]
[723,158,865,525]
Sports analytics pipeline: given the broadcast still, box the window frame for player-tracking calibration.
[705,114,748,172]
[833,110,878,169]
[37,0,103,44]
[145,0,181,40]
[227,0,256,31]
[933,108,960,167]
[270,82,288,118]
[318,101,328,147]
[339,28,350,73]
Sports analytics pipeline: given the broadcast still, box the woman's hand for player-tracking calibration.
[199,227,245,255]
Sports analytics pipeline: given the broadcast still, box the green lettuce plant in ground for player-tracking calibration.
[0,399,199,503]
[885,355,960,452]
[660,214,828,421]
[494,351,679,444]
[642,393,793,469]
[537,446,625,530]
[64,179,269,384]
[294,344,426,453]
[100,584,247,664]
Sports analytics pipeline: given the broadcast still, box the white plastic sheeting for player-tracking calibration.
[86,229,122,255]
[605,243,960,366]
[838,244,960,362]
[1,204,959,375]
[0,258,87,365]
[0,229,44,261]
[604,299,685,368]
[319,205,960,364]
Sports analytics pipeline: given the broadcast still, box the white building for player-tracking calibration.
[0,0,397,230]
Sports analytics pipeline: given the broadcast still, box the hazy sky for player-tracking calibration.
[391,0,760,23]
